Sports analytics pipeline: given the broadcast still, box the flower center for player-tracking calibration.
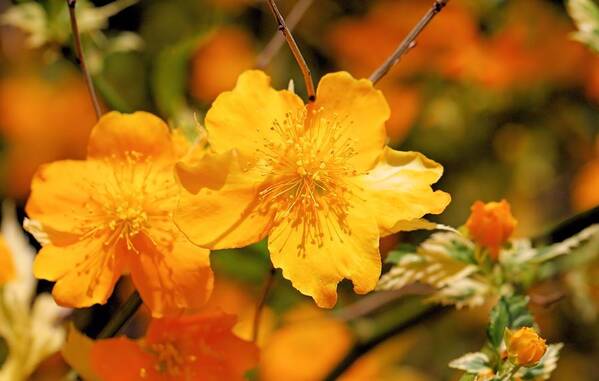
[139,341,197,378]
[258,108,359,255]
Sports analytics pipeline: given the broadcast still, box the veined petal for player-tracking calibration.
[91,338,154,381]
[87,111,174,161]
[175,156,273,250]
[26,160,110,236]
[205,70,305,158]
[268,197,381,308]
[34,237,124,308]
[360,148,451,236]
[312,72,390,172]
[129,232,214,318]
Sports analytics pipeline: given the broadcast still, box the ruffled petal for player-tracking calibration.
[311,72,390,172]
[175,155,274,250]
[268,196,380,308]
[129,232,214,318]
[87,111,174,161]
[91,338,154,381]
[360,148,451,236]
[34,236,124,308]
[205,70,305,158]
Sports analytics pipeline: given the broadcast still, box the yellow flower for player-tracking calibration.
[175,70,450,307]
[0,236,15,284]
[26,112,213,317]
[506,327,547,367]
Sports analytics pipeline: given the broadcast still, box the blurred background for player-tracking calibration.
[0,0,598,380]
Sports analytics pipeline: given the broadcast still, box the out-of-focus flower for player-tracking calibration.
[466,200,517,259]
[25,112,213,317]
[189,27,255,104]
[506,327,547,367]
[260,305,426,381]
[0,236,15,284]
[0,201,67,381]
[327,0,478,80]
[259,305,353,381]
[90,312,259,381]
[210,0,257,13]
[0,71,97,198]
[447,0,590,89]
[176,70,450,308]
[571,142,599,211]
[202,278,275,345]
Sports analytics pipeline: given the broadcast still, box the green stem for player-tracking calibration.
[96,291,142,339]
[323,299,446,381]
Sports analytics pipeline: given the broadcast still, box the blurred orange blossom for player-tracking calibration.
[0,71,97,198]
[91,312,259,381]
[26,112,213,317]
[175,70,450,308]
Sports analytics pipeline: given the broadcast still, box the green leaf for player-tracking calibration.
[385,243,417,264]
[487,295,534,349]
[449,352,492,373]
[487,297,509,348]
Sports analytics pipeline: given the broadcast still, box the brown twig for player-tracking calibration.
[256,0,314,69]
[265,0,316,102]
[369,0,450,84]
[252,265,276,342]
[66,0,102,119]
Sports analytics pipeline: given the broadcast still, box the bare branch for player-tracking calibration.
[369,0,450,84]
[66,0,102,119]
[256,0,314,69]
[265,0,316,102]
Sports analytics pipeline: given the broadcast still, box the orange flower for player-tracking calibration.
[175,70,450,307]
[572,156,599,211]
[0,236,15,284]
[506,327,547,367]
[91,312,259,381]
[0,71,97,198]
[190,27,255,103]
[26,112,213,317]
[466,200,517,259]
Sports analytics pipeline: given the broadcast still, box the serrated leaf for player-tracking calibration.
[427,277,489,309]
[567,0,599,52]
[385,243,417,264]
[516,343,563,380]
[378,232,477,292]
[449,352,492,373]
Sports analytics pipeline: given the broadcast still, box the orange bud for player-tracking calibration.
[465,200,517,259]
[507,327,547,367]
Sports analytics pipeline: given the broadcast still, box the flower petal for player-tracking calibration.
[87,111,174,161]
[360,148,451,236]
[129,232,214,318]
[91,338,153,381]
[312,71,390,172]
[26,160,109,236]
[268,197,380,308]
[175,156,273,250]
[205,70,304,158]
[34,237,124,308]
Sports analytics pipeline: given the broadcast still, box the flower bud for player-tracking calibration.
[465,200,517,259]
[506,327,547,367]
